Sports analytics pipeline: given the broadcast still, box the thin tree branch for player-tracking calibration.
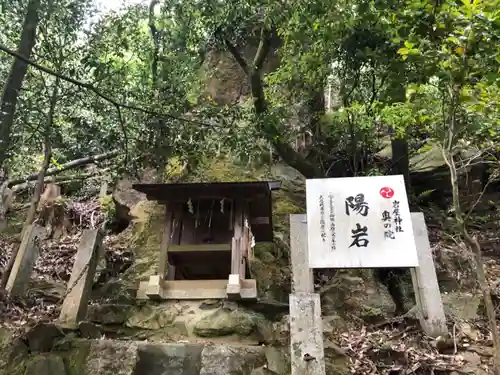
[114,103,129,166]
[7,150,119,187]
[253,28,272,70]
[0,44,221,128]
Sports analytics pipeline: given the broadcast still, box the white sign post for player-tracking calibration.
[306,175,418,268]
[289,175,447,374]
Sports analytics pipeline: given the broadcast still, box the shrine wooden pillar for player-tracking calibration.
[147,202,180,299]
[158,204,173,280]
[227,200,247,299]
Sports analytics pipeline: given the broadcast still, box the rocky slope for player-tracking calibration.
[0,157,499,374]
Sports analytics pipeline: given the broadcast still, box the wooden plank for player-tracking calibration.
[230,237,241,273]
[59,229,103,325]
[145,274,163,300]
[158,204,174,278]
[290,293,326,375]
[167,263,176,281]
[239,214,248,278]
[171,204,183,245]
[233,201,244,238]
[227,237,242,299]
[180,211,197,244]
[137,279,257,300]
[168,243,231,252]
[410,212,447,337]
[227,201,245,299]
[290,214,313,293]
[227,274,242,299]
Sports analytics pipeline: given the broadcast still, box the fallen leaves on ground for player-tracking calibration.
[0,197,130,330]
[338,319,493,374]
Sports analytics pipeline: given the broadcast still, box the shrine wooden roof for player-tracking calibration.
[132,181,281,242]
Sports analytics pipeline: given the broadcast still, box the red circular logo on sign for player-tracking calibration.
[380,187,394,199]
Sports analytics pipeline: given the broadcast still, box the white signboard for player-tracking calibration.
[306,175,418,268]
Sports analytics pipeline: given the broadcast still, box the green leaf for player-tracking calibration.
[397,47,409,55]
[404,40,415,49]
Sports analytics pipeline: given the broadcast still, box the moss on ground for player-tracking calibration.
[60,339,91,375]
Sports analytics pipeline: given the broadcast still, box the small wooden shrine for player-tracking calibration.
[133,180,281,301]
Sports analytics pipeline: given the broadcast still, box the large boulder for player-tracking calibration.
[24,323,65,353]
[87,304,132,325]
[193,308,265,338]
[126,303,179,330]
[114,200,165,283]
[442,291,481,321]
[111,170,158,235]
[203,41,280,106]
[321,270,396,325]
[113,168,158,214]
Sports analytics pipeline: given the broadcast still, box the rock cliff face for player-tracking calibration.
[202,42,281,105]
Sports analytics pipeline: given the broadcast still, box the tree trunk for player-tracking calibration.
[148,0,160,88]
[0,181,12,231]
[391,138,411,193]
[0,145,51,289]
[388,84,411,196]
[23,75,59,232]
[0,0,41,167]
[0,75,59,290]
[224,34,322,179]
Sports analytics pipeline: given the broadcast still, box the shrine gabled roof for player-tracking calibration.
[132,180,281,242]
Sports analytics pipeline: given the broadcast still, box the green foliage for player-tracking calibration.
[0,0,499,185]
[322,103,379,154]
[390,0,500,150]
[99,194,116,218]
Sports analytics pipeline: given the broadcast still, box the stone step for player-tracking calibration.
[21,339,288,375]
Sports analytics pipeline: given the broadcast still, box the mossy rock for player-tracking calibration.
[87,304,132,325]
[185,157,270,183]
[193,308,265,338]
[250,255,291,302]
[118,200,165,283]
[24,354,67,375]
[0,338,29,375]
[126,304,179,330]
[51,338,91,375]
[99,195,116,218]
[0,328,14,347]
[321,269,396,324]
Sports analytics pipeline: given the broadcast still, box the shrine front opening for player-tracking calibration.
[133,180,281,301]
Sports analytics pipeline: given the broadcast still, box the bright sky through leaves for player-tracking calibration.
[94,0,148,13]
